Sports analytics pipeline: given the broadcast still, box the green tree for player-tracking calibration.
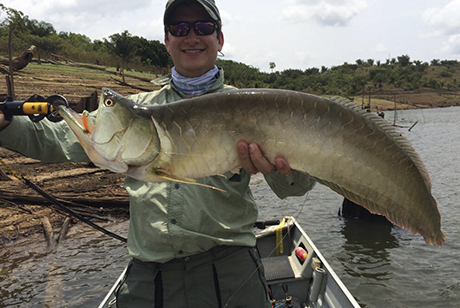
[397,54,411,67]
[24,19,56,37]
[23,19,59,62]
[431,59,440,66]
[105,30,137,71]
[131,36,171,67]
[350,74,368,96]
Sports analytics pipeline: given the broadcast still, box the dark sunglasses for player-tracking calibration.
[166,21,218,37]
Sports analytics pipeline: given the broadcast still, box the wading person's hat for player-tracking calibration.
[164,0,222,24]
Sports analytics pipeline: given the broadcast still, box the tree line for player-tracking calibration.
[219,56,460,96]
[0,4,171,73]
[1,4,459,97]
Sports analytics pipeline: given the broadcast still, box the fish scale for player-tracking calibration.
[58,88,445,247]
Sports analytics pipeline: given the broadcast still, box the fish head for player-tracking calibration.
[58,88,161,176]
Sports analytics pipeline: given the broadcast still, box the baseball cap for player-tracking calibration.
[164,0,221,25]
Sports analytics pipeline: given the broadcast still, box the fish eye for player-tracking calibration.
[104,98,115,107]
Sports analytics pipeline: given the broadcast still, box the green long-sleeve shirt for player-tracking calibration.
[0,69,315,262]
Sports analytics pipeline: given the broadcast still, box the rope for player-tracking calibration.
[0,158,127,243]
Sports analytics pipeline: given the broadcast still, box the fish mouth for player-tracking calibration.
[58,105,88,134]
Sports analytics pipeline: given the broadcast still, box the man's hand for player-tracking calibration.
[0,113,10,131]
[237,141,292,175]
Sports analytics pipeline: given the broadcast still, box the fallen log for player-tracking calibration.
[111,75,154,92]
[0,167,10,181]
[0,45,36,74]
[0,189,129,208]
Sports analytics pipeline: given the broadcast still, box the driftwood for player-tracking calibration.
[111,75,154,92]
[0,45,36,74]
[0,167,10,181]
[41,216,71,253]
[41,217,56,251]
[0,187,129,208]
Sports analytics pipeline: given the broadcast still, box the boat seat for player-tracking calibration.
[262,256,295,282]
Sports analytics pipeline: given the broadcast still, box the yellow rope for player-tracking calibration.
[275,217,286,255]
[0,158,26,183]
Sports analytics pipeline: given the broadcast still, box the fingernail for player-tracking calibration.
[249,144,256,153]
[275,160,285,169]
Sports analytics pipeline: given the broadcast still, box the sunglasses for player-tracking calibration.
[166,21,218,37]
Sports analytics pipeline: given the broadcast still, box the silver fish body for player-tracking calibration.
[58,88,445,247]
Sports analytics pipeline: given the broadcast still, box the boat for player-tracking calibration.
[98,217,360,308]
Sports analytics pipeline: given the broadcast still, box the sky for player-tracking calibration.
[1,0,460,72]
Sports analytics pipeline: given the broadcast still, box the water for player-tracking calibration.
[0,221,129,307]
[1,107,459,307]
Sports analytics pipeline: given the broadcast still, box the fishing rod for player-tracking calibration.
[0,94,69,122]
[0,158,127,243]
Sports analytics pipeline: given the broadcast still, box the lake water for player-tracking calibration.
[1,107,459,307]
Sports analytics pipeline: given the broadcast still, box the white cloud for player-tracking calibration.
[442,34,460,54]
[281,0,368,27]
[1,0,162,40]
[422,1,460,57]
[422,0,460,35]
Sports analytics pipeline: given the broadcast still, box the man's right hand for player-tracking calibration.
[0,113,11,131]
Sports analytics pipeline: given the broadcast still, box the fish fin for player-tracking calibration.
[230,167,241,175]
[154,169,227,193]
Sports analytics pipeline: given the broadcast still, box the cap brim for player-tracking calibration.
[164,0,221,25]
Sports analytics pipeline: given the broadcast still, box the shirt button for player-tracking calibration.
[178,250,183,255]
[171,219,177,224]
[174,183,180,189]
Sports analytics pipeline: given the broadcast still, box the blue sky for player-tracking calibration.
[2,0,459,72]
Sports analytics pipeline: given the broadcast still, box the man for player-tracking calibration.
[0,1,315,307]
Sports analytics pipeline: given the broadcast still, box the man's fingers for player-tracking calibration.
[248,143,275,175]
[237,142,292,175]
[237,142,258,174]
[274,158,292,175]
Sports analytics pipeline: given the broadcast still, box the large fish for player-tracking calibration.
[58,88,445,247]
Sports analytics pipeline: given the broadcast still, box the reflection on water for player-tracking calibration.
[339,217,399,281]
[0,220,129,308]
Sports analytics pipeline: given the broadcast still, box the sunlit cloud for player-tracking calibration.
[281,0,368,27]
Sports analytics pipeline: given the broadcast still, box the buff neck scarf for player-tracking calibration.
[171,66,219,96]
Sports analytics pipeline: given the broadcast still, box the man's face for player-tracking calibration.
[165,3,224,78]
